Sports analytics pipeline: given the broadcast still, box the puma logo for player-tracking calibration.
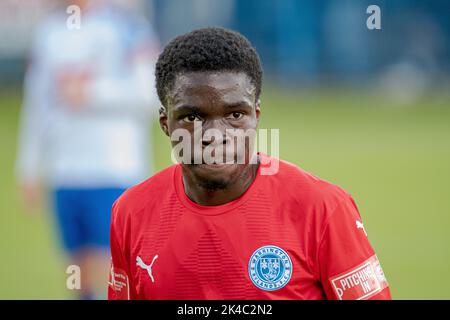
[136,255,158,283]
[356,220,367,236]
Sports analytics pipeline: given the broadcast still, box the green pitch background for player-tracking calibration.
[1,88,449,299]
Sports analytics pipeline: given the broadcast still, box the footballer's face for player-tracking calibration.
[160,71,261,190]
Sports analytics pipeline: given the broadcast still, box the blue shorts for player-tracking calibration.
[52,188,126,253]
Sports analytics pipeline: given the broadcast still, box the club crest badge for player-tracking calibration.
[248,245,293,291]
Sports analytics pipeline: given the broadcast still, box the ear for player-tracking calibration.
[159,107,170,137]
[255,99,261,123]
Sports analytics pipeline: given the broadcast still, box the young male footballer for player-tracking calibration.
[108,27,391,300]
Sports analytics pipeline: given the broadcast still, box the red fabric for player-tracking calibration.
[108,153,391,300]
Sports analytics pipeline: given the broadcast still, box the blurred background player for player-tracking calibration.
[16,0,160,299]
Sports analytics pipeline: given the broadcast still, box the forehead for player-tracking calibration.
[170,71,256,106]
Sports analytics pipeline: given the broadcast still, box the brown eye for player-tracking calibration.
[229,112,243,120]
[183,115,201,123]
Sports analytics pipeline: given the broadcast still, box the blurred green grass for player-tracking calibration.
[1,88,449,299]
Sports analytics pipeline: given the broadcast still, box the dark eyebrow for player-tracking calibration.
[173,105,203,114]
[173,101,253,114]
[225,102,253,110]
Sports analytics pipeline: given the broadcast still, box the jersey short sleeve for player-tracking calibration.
[317,197,391,300]
[108,201,133,300]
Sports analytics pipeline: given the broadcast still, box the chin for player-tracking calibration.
[186,163,242,190]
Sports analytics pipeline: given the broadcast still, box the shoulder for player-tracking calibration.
[111,164,178,224]
[31,11,72,54]
[35,10,66,35]
[263,154,354,216]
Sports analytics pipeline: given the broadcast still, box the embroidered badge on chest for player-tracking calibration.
[248,245,293,291]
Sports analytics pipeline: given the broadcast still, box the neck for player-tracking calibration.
[182,163,259,206]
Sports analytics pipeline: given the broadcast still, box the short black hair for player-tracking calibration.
[155,27,263,107]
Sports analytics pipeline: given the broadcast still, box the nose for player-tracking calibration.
[201,120,229,147]
[202,133,227,147]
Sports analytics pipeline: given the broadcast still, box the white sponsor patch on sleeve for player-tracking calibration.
[330,255,388,300]
[108,264,130,300]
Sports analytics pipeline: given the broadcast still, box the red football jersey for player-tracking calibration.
[108,153,391,300]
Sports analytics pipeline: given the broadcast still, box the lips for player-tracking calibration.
[198,163,234,169]
[188,162,237,173]
[188,157,237,166]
